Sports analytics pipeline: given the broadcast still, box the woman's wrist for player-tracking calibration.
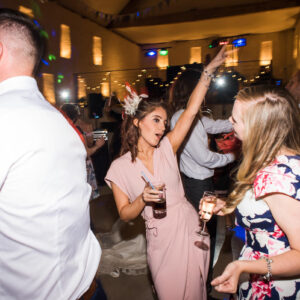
[204,65,217,75]
[203,68,215,78]
[199,68,214,87]
[233,260,244,275]
[140,194,146,206]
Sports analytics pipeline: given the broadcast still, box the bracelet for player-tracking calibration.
[261,256,273,281]
[203,68,215,80]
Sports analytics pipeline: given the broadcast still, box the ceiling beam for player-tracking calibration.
[107,0,300,28]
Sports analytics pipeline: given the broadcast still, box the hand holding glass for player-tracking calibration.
[197,191,217,236]
[152,182,166,219]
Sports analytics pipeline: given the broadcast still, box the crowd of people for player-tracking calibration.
[0,7,299,300]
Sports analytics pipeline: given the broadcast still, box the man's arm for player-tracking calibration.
[202,116,232,134]
[183,119,234,168]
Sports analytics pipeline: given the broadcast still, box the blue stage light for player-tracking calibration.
[146,50,157,57]
[41,59,49,66]
[232,38,247,47]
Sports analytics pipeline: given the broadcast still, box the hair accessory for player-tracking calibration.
[261,256,273,281]
[122,83,148,116]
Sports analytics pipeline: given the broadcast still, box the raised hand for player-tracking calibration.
[211,261,241,293]
[206,44,236,73]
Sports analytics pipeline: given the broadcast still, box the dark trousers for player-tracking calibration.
[181,173,216,295]
[80,278,107,300]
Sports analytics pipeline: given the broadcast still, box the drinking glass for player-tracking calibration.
[197,191,217,236]
[152,182,167,219]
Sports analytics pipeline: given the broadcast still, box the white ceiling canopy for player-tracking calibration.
[115,7,300,44]
[54,0,300,45]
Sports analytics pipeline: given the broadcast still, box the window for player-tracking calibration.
[77,77,87,99]
[60,24,71,59]
[293,34,298,60]
[93,36,103,65]
[101,82,110,97]
[225,45,238,67]
[260,41,272,66]
[156,52,169,69]
[19,6,34,18]
[190,47,202,64]
[42,73,56,104]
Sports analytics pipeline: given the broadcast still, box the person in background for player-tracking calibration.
[60,103,105,201]
[105,46,229,300]
[286,69,300,104]
[169,68,236,297]
[169,68,235,210]
[0,8,101,299]
[211,85,300,299]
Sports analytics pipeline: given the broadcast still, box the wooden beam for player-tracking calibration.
[107,0,300,28]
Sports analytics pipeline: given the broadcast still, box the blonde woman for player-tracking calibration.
[211,85,300,299]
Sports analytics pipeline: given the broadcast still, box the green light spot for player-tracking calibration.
[48,54,56,61]
[159,49,168,56]
[40,30,49,39]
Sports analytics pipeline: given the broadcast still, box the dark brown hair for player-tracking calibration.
[169,68,203,114]
[120,98,168,161]
[0,8,46,75]
[60,103,80,123]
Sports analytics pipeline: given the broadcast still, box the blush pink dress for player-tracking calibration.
[105,137,210,300]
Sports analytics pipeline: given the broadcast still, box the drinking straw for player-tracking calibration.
[141,171,155,189]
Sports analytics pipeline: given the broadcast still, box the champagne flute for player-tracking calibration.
[197,191,217,236]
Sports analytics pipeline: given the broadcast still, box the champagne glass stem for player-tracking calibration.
[202,221,207,233]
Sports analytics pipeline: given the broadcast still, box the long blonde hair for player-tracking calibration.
[224,85,300,214]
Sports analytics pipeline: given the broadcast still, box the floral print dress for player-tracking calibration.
[236,155,300,300]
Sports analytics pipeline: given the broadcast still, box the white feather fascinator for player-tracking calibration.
[122,83,148,116]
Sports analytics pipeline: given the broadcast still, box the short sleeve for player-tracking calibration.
[105,158,130,198]
[254,162,298,199]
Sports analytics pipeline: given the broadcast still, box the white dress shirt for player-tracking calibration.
[0,76,101,300]
[171,109,234,180]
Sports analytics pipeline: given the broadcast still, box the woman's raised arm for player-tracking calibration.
[167,45,230,153]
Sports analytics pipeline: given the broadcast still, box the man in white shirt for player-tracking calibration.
[0,9,101,300]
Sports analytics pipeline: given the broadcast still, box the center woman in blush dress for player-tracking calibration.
[105,46,228,300]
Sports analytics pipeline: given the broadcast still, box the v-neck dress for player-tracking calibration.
[105,136,210,300]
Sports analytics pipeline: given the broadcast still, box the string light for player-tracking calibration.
[78,64,272,95]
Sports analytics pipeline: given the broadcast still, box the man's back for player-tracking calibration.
[0,76,100,300]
